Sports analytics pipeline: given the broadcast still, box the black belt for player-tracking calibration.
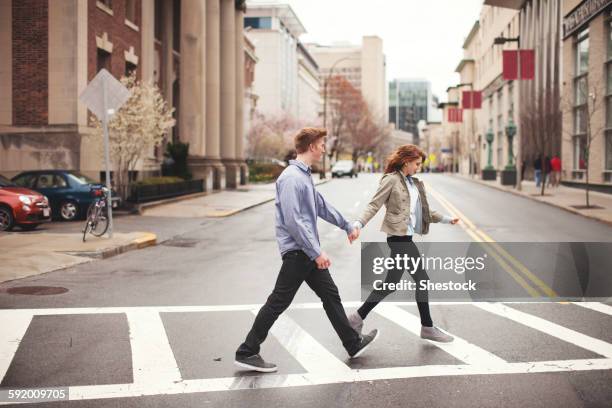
[282,250,307,260]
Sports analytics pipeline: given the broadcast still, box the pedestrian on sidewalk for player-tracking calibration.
[349,144,460,343]
[550,156,562,188]
[235,127,379,373]
[534,156,542,187]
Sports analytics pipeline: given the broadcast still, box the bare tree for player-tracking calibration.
[90,73,175,200]
[246,112,305,161]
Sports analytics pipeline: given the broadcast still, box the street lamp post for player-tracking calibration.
[322,56,357,179]
[502,117,518,185]
[482,128,496,180]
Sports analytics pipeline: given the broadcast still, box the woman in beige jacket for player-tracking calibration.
[350,144,459,342]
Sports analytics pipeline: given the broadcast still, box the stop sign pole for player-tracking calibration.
[102,82,114,238]
[79,69,130,239]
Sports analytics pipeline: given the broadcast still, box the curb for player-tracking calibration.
[0,233,158,284]
[452,174,612,228]
[60,232,158,260]
[135,191,212,215]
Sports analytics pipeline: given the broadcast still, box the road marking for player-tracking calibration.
[573,302,612,317]
[0,301,592,316]
[58,358,612,402]
[1,302,612,403]
[264,312,351,374]
[427,185,558,299]
[126,310,182,385]
[475,303,612,358]
[0,310,32,383]
[375,304,507,366]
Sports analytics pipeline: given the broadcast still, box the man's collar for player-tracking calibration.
[289,159,311,174]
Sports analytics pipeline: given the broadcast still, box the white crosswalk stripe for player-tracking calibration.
[0,301,611,404]
[375,304,507,366]
[475,302,612,358]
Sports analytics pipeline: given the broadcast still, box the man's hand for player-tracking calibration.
[315,251,331,270]
[348,226,361,244]
[450,218,460,225]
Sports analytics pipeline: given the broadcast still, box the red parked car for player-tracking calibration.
[0,174,51,231]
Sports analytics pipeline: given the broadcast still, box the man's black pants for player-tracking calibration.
[236,250,361,357]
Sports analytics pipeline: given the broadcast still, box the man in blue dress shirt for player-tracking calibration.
[235,127,379,372]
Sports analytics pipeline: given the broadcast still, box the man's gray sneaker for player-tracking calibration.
[348,311,364,335]
[234,354,278,373]
[420,326,454,343]
[349,329,380,358]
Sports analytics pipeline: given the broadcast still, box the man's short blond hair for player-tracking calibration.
[294,127,327,154]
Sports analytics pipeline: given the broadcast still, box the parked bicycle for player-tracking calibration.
[82,187,110,242]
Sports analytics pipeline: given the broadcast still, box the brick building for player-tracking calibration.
[0,0,252,191]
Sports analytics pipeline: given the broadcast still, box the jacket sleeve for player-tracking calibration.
[279,177,321,259]
[357,174,395,228]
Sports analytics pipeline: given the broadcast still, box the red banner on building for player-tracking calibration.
[520,49,535,80]
[448,108,463,123]
[503,49,535,80]
[462,91,482,109]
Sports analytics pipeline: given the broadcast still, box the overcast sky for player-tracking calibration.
[250,0,484,102]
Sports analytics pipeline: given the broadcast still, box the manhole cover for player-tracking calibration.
[7,286,69,296]
[162,238,199,248]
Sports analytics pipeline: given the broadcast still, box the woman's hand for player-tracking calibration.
[450,218,460,225]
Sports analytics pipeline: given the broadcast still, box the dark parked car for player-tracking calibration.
[331,160,358,178]
[0,174,51,231]
[11,170,120,221]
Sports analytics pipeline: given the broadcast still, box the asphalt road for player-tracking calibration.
[1,173,611,407]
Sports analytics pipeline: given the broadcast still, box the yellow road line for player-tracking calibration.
[427,185,558,299]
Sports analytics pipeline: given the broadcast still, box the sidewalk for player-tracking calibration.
[140,174,330,218]
[0,231,156,283]
[454,174,612,226]
[0,175,330,283]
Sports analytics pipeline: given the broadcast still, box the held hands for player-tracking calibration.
[315,251,331,270]
[347,226,361,244]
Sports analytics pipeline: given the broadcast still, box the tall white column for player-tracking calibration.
[235,8,246,185]
[140,0,155,84]
[220,0,237,188]
[179,0,206,157]
[205,0,224,189]
[161,0,174,108]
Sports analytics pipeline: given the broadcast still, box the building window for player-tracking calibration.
[125,61,137,77]
[244,17,272,29]
[508,82,514,119]
[573,135,586,170]
[126,0,137,24]
[99,0,112,8]
[97,49,111,73]
[573,27,588,172]
[575,28,589,75]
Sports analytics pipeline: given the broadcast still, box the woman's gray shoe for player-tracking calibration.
[420,326,454,343]
[234,354,278,373]
[349,329,380,358]
[348,311,364,335]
